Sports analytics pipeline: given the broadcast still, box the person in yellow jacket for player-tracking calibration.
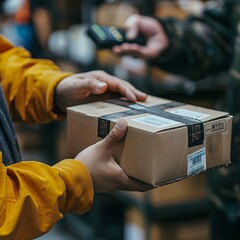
[0,34,151,240]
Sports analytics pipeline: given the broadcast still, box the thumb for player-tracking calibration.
[126,26,139,40]
[92,80,108,94]
[126,27,138,40]
[125,15,139,40]
[103,118,128,149]
[76,77,108,95]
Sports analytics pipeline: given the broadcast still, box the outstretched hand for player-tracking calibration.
[75,118,153,193]
[113,14,169,59]
[54,70,147,113]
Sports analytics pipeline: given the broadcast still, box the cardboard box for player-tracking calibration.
[66,95,232,185]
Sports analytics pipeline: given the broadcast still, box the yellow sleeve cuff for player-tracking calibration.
[53,159,94,214]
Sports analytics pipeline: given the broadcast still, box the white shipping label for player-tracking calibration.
[129,104,146,110]
[132,115,181,128]
[187,148,206,175]
[169,108,209,120]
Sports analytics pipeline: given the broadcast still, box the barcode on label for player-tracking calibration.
[187,148,206,176]
[190,166,205,175]
[192,156,202,165]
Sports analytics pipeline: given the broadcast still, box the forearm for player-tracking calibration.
[0,155,93,240]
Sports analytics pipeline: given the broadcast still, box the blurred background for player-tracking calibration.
[0,0,227,239]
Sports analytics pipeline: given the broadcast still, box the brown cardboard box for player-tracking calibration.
[66,95,232,186]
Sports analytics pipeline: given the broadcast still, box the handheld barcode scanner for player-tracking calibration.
[86,24,146,49]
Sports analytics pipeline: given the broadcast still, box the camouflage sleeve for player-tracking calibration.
[152,0,234,80]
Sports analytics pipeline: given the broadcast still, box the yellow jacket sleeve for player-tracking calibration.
[0,34,72,123]
[0,153,94,240]
[0,35,94,239]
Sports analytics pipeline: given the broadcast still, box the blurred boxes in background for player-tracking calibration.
[129,174,205,206]
[124,206,209,240]
[123,174,209,240]
[155,0,189,20]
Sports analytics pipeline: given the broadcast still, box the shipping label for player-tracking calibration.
[132,115,181,128]
[187,148,206,175]
[128,104,146,110]
[205,120,227,136]
[169,108,209,120]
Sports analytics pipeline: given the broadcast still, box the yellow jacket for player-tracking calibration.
[0,35,94,239]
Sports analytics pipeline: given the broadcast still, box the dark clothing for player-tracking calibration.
[154,0,233,80]
[29,0,51,57]
[155,0,240,161]
[210,202,240,240]
[152,0,240,238]
[30,0,50,9]
[0,84,21,165]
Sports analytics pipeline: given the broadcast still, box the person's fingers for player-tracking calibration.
[112,43,146,58]
[91,71,147,102]
[112,45,123,54]
[105,160,154,192]
[111,164,154,192]
[123,176,154,192]
[124,88,137,102]
[124,14,140,40]
[97,72,137,102]
[73,76,108,95]
[113,43,161,59]
[93,81,108,94]
[139,44,162,59]
[103,118,128,149]
[132,88,148,101]
[125,22,139,40]
[123,81,148,101]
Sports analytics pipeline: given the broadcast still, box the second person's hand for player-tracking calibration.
[113,14,170,59]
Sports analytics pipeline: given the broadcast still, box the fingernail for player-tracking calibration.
[116,118,125,129]
[126,89,137,102]
[96,82,106,91]
[126,30,136,40]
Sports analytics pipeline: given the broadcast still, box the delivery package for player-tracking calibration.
[66,95,232,186]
